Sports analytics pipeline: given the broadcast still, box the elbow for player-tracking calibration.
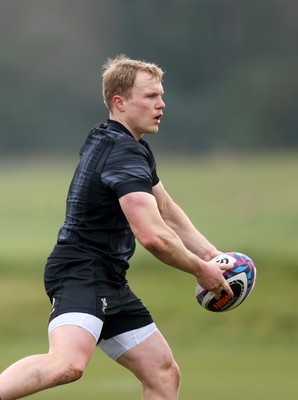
[139,235,167,255]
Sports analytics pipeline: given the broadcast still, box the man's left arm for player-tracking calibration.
[152,181,221,261]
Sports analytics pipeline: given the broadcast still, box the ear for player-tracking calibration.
[112,95,125,112]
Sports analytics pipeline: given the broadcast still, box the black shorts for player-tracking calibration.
[44,256,153,340]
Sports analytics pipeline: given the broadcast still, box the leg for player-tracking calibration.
[117,331,180,400]
[0,325,97,400]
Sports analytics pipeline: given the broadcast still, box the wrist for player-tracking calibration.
[202,247,222,262]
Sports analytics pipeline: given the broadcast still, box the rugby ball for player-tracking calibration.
[195,252,256,312]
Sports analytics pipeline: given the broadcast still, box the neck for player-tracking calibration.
[109,114,143,141]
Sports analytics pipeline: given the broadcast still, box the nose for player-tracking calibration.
[156,97,166,109]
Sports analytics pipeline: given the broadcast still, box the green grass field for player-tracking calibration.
[0,152,297,399]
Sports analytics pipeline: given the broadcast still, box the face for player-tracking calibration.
[113,71,166,141]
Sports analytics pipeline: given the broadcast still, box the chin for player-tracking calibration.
[148,126,159,134]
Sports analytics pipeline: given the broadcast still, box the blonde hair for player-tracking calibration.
[102,55,165,111]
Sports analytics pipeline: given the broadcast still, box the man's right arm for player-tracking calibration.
[119,191,233,298]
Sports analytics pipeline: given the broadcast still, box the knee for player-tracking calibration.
[166,359,180,391]
[145,357,180,396]
[58,365,84,385]
[53,359,86,385]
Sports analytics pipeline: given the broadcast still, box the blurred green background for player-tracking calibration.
[1,1,297,399]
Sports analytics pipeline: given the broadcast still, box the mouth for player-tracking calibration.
[154,113,163,124]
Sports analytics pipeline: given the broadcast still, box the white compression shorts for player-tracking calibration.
[48,312,158,360]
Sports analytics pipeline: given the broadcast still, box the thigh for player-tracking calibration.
[98,322,157,360]
[116,330,175,382]
[45,258,101,323]
[49,325,98,369]
[99,284,154,340]
[48,312,103,343]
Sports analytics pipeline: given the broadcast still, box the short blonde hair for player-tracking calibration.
[102,55,165,111]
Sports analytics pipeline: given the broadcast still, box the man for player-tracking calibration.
[0,55,233,400]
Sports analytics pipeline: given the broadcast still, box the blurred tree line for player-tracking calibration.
[0,0,297,156]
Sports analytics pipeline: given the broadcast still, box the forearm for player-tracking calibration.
[161,201,219,261]
[139,224,206,278]
[139,225,230,296]
[120,190,229,293]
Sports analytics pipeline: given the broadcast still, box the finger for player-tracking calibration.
[222,280,234,298]
[213,288,221,300]
[211,281,234,299]
[218,262,234,271]
[210,286,222,300]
